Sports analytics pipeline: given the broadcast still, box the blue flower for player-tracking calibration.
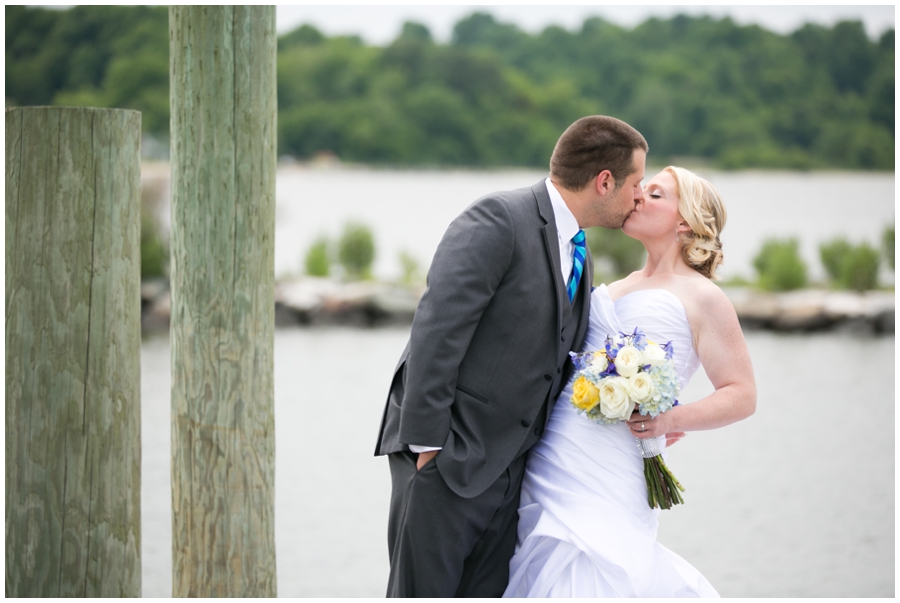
[600,365,619,378]
[569,350,591,372]
[605,337,618,359]
[631,327,648,351]
[662,341,675,361]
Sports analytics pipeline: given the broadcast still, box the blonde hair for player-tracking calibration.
[664,166,726,280]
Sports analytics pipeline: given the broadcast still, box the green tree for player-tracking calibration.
[398,21,433,44]
[278,23,325,51]
[819,238,882,290]
[140,178,168,279]
[819,238,853,282]
[883,224,895,270]
[859,29,891,152]
[7,7,894,170]
[586,228,646,279]
[6,6,169,132]
[338,222,376,280]
[304,236,331,277]
[839,243,880,291]
[398,250,422,285]
[452,12,528,51]
[141,210,168,279]
[753,238,808,291]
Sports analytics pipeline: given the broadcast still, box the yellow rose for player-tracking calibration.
[626,372,655,404]
[598,376,635,421]
[614,344,642,378]
[571,375,600,411]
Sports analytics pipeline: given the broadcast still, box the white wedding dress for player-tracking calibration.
[503,285,719,598]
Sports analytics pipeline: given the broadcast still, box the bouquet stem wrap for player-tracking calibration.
[636,436,685,510]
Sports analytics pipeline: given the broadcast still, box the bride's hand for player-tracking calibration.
[626,410,669,439]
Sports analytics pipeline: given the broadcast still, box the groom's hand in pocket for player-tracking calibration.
[416,450,439,470]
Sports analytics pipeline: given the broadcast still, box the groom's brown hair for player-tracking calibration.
[550,116,648,192]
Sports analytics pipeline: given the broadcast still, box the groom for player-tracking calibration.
[375,116,648,597]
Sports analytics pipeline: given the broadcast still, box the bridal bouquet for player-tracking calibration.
[568,327,685,510]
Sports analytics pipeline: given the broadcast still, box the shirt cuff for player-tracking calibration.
[409,445,442,454]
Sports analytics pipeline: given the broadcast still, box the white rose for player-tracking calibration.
[614,344,642,378]
[598,377,635,421]
[641,343,667,367]
[590,351,609,373]
[626,372,655,404]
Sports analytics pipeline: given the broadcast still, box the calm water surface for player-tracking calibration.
[140,328,894,597]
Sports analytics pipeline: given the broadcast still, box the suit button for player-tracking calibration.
[521,419,531,427]
[544,374,552,381]
[560,335,566,342]
[534,426,543,436]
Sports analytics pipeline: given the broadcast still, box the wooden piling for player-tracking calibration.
[5,107,142,597]
[169,6,277,597]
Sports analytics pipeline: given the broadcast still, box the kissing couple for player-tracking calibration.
[375,115,757,597]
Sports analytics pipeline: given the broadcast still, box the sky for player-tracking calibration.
[275,4,896,44]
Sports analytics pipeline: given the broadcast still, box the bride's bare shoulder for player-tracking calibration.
[675,276,737,322]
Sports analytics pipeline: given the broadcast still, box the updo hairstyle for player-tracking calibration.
[664,166,726,280]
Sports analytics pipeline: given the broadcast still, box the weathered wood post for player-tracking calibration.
[169,6,277,597]
[5,107,142,597]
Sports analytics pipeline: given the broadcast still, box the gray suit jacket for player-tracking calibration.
[375,180,593,498]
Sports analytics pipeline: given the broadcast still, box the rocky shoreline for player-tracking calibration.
[141,278,894,335]
[722,287,894,333]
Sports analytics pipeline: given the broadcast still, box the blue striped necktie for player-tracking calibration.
[567,230,586,303]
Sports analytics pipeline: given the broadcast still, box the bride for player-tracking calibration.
[503,166,757,598]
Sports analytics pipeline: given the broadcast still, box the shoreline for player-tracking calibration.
[141,278,895,334]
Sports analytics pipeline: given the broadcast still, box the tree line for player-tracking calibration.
[6,6,894,170]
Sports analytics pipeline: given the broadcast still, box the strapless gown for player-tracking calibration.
[503,285,719,598]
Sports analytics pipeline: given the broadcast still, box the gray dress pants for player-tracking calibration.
[386,451,527,597]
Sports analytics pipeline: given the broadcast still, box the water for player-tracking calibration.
[140,328,894,597]
[270,166,895,283]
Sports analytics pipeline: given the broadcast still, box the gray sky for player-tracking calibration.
[276,4,895,43]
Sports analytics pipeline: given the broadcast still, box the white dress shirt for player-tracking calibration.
[544,177,581,284]
[409,179,582,455]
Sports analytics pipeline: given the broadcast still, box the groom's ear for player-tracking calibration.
[595,170,615,196]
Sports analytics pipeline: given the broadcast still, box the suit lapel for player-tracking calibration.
[533,181,567,331]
